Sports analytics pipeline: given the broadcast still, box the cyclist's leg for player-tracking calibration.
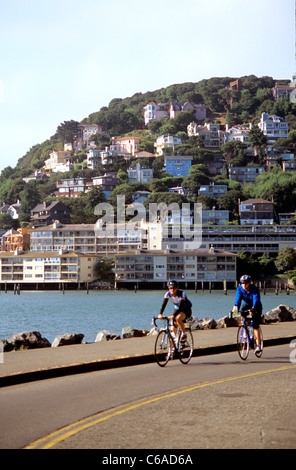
[240,305,249,324]
[168,314,178,336]
[175,311,186,335]
[253,310,262,349]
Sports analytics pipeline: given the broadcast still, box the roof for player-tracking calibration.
[240,198,273,204]
[31,201,69,212]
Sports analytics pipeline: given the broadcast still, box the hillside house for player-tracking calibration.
[23,171,48,183]
[239,198,276,225]
[187,122,223,148]
[164,155,193,177]
[143,102,169,125]
[56,178,92,197]
[154,134,183,156]
[228,166,264,183]
[169,101,206,120]
[272,83,296,103]
[92,173,118,197]
[198,184,227,198]
[1,228,30,252]
[110,136,140,156]
[74,124,103,151]
[30,201,70,227]
[127,163,153,183]
[258,113,288,145]
[44,150,71,171]
[224,124,251,147]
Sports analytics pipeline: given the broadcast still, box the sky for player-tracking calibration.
[0,0,295,174]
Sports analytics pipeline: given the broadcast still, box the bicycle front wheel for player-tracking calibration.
[154,330,173,367]
[179,329,194,365]
[237,326,249,360]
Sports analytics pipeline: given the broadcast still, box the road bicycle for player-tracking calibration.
[152,316,194,367]
[236,313,263,361]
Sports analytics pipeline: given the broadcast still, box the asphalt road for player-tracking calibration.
[1,343,295,450]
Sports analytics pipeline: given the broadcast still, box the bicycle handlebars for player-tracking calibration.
[152,316,170,328]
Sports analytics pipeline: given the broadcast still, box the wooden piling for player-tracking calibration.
[223,279,227,295]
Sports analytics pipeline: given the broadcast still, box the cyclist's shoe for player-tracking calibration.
[255,344,262,355]
[180,333,187,343]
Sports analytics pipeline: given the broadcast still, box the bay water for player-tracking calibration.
[0,289,295,344]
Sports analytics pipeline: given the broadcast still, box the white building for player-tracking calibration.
[258,113,288,145]
[154,134,183,156]
[187,122,224,148]
[224,124,251,148]
[143,102,168,125]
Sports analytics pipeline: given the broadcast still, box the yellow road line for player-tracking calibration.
[25,364,296,449]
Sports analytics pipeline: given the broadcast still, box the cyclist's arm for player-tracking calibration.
[159,297,168,317]
[234,287,242,310]
[251,288,261,311]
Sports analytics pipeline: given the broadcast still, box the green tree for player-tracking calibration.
[248,125,267,157]
[0,213,20,230]
[19,181,42,222]
[275,247,295,273]
[94,257,115,283]
[56,120,80,148]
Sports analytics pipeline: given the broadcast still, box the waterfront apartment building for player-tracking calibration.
[114,248,237,288]
[30,222,147,254]
[29,222,296,256]
[0,251,98,286]
[160,224,296,253]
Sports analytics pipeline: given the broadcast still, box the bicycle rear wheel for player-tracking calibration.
[178,329,194,365]
[154,330,173,367]
[237,326,249,360]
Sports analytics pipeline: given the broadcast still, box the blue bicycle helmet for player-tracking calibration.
[239,274,252,284]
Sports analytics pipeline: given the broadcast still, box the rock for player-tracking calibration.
[6,331,51,350]
[95,330,120,342]
[51,333,84,347]
[223,315,241,328]
[201,317,217,330]
[122,326,147,339]
[2,339,14,352]
[264,304,296,323]
[186,316,204,330]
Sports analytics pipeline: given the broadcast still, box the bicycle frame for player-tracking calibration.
[240,317,255,347]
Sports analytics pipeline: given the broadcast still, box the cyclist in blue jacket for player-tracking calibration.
[158,280,192,343]
[232,274,263,353]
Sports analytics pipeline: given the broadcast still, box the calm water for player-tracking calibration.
[0,289,295,344]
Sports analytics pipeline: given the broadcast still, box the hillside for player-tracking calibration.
[1,74,296,225]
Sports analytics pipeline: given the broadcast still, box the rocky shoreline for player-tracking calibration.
[1,304,296,352]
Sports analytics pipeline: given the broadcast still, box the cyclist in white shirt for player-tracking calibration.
[158,280,192,342]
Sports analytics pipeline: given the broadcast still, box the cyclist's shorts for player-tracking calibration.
[173,307,192,320]
[241,306,262,329]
